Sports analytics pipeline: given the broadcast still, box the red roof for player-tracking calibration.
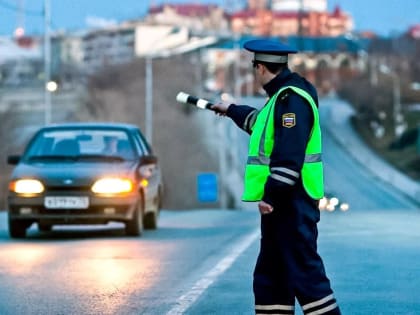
[149,4,218,17]
[230,10,308,19]
[273,11,308,19]
[230,9,350,20]
[230,9,257,19]
[408,24,420,38]
[15,36,36,48]
[332,5,343,17]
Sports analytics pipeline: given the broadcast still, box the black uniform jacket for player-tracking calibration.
[226,68,319,206]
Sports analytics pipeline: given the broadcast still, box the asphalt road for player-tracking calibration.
[0,209,260,315]
[0,99,419,315]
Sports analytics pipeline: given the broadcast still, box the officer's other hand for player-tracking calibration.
[258,201,273,215]
[211,101,231,116]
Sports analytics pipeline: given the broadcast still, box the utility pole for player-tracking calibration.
[392,73,403,136]
[44,0,51,125]
[417,124,420,155]
[370,56,378,86]
[145,56,153,145]
[297,0,304,50]
[14,0,25,37]
[194,49,203,97]
[379,64,404,137]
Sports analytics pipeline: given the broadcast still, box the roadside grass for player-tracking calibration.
[352,111,420,181]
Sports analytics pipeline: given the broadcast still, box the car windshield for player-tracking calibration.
[23,128,136,161]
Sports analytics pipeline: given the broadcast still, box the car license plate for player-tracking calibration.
[44,196,89,209]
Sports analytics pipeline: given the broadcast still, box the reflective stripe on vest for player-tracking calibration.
[242,86,324,201]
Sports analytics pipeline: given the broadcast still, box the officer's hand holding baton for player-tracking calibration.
[210,101,231,117]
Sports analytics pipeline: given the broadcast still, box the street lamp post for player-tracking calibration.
[144,48,171,145]
[379,64,405,137]
[145,55,153,145]
[44,0,52,125]
[392,74,402,131]
[417,124,420,155]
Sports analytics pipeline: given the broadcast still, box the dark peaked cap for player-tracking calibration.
[244,39,297,64]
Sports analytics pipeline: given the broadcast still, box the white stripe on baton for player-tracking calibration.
[176,91,214,110]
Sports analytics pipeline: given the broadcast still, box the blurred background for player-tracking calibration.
[0,0,419,209]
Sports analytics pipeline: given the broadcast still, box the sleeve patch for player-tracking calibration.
[282,113,296,128]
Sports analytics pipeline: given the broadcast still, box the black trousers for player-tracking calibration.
[253,193,341,315]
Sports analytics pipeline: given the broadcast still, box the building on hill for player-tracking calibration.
[145,1,352,37]
[247,0,268,10]
[271,0,327,12]
[82,24,136,74]
[230,5,353,36]
[407,24,420,39]
[147,3,229,34]
[0,36,42,86]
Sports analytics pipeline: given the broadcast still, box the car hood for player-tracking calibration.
[11,161,138,186]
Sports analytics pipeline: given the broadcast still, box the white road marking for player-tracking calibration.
[166,228,260,315]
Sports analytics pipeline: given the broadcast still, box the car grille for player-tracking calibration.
[45,186,91,192]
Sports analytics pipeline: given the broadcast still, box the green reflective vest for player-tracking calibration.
[242,86,324,201]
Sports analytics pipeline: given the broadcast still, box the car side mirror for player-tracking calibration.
[140,155,157,165]
[7,155,21,165]
[139,155,158,179]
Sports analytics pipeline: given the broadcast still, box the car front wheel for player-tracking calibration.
[8,218,27,238]
[125,202,144,236]
[144,212,158,230]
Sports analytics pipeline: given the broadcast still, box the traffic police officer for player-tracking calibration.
[212,39,341,315]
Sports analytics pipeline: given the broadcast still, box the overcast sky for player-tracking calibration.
[0,0,418,37]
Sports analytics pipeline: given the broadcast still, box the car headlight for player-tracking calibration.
[10,179,45,194]
[91,178,133,194]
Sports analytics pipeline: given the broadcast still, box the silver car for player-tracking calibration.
[7,123,163,238]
